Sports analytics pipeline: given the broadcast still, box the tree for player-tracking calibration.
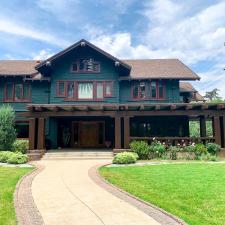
[0,105,17,150]
[204,88,222,101]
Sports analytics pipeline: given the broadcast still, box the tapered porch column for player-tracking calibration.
[37,118,45,150]
[114,116,121,149]
[124,116,130,149]
[29,118,36,150]
[213,116,221,146]
[200,116,206,137]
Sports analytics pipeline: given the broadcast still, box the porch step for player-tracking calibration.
[42,150,114,160]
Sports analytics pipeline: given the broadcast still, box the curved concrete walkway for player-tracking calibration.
[32,160,160,225]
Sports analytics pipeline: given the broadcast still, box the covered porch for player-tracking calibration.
[20,103,225,159]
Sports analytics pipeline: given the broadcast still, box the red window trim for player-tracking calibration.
[131,82,147,100]
[150,80,166,100]
[70,59,101,73]
[56,80,113,101]
[4,83,31,103]
[56,81,66,97]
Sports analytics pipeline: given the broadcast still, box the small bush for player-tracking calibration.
[168,146,182,160]
[113,152,138,164]
[0,151,14,163]
[206,143,221,155]
[130,141,150,160]
[0,105,17,150]
[7,153,28,164]
[149,140,166,156]
[12,140,29,154]
[194,143,207,156]
[200,153,218,162]
[183,145,195,152]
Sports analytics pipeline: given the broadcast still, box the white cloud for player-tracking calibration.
[0,17,69,47]
[32,49,54,60]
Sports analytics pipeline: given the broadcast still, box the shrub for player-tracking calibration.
[130,140,150,159]
[113,152,138,164]
[200,153,218,162]
[183,145,195,152]
[206,143,221,155]
[0,106,17,150]
[7,153,28,164]
[0,151,14,163]
[12,140,29,154]
[168,146,182,160]
[149,140,166,156]
[194,143,207,156]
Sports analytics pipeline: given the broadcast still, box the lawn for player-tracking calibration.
[0,167,33,225]
[100,163,225,225]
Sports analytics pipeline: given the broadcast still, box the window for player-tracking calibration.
[15,121,29,138]
[57,82,66,97]
[105,81,113,97]
[78,82,93,99]
[96,82,104,99]
[150,81,165,99]
[67,82,74,99]
[4,83,31,102]
[132,82,146,99]
[71,59,100,73]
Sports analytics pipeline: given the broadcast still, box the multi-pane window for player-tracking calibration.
[78,82,93,99]
[158,81,164,99]
[150,81,165,99]
[71,59,100,73]
[4,83,31,102]
[132,82,146,99]
[150,81,157,98]
[56,81,113,100]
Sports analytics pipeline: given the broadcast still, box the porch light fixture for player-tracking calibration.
[115,61,120,67]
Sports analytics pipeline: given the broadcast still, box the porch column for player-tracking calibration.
[114,116,121,149]
[200,116,206,137]
[221,116,225,148]
[213,116,221,146]
[37,118,45,150]
[124,116,130,149]
[29,118,36,150]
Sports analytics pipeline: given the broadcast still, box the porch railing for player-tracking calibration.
[129,136,215,146]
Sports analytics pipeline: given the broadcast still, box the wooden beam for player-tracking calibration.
[213,116,221,146]
[124,117,130,149]
[200,116,206,137]
[114,116,121,149]
[155,105,160,110]
[37,118,45,150]
[29,118,36,150]
[170,104,177,110]
[221,116,225,148]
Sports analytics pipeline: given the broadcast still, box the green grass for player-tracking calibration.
[100,163,225,225]
[0,167,33,225]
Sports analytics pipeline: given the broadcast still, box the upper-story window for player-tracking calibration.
[4,83,31,102]
[150,81,165,99]
[132,82,146,100]
[56,80,113,100]
[71,59,100,73]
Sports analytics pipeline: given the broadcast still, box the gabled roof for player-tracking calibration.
[35,39,131,71]
[179,82,197,93]
[0,60,39,76]
[122,59,200,80]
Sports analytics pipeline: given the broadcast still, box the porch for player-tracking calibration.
[20,103,225,159]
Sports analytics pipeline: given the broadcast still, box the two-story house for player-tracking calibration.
[0,39,224,159]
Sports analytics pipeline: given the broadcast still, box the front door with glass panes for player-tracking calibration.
[71,121,105,148]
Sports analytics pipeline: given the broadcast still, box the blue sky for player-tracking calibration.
[0,0,225,97]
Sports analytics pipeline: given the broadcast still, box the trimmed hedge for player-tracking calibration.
[0,151,28,164]
[12,140,29,154]
[113,152,138,164]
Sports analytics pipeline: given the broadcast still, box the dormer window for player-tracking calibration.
[71,59,100,73]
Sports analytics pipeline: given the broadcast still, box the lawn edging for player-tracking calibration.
[14,162,44,225]
[89,163,188,225]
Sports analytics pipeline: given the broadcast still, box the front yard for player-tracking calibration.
[100,163,225,225]
[0,167,33,225]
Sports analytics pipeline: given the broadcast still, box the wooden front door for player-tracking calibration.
[72,121,105,148]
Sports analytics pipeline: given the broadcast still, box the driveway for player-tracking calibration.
[32,160,160,225]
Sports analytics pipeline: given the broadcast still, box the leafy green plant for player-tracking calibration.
[0,151,14,163]
[113,152,138,164]
[130,140,150,159]
[183,145,195,152]
[200,153,218,162]
[206,143,221,155]
[0,106,17,150]
[149,140,166,156]
[7,153,28,164]
[194,143,207,156]
[12,140,29,154]
[168,146,182,160]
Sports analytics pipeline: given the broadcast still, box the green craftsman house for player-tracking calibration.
[0,39,224,159]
